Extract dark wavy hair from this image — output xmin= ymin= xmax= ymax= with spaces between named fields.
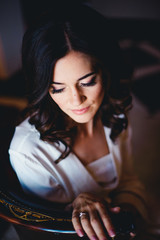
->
xmin=22 ymin=3 xmax=132 ymax=161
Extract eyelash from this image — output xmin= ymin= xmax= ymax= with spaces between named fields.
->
xmin=51 ymin=88 xmax=64 ymax=94
xmin=51 ymin=76 xmax=97 ymax=94
xmin=80 ymin=76 xmax=97 ymax=87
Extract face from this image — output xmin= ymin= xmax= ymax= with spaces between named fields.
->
xmin=49 ymin=51 xmax=104 ymax=124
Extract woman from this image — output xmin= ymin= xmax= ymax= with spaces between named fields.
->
xmin=9 ymin=3 xmax=149 ymax=239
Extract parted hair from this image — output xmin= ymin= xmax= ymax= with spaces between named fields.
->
xmin=22 ymin=2 xmax=132 ymax=160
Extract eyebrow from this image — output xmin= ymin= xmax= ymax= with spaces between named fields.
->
xmin=52 ymin=71 xmax=96 ymax=85
xmin=78 ymin=71 xmax=96 ymax=81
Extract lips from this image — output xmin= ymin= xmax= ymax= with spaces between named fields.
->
xmin=71 ymin=106 xmax=90 ymax=115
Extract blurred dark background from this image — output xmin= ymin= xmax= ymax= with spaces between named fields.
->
xmin=1 ymin=0 xmax=160 ymax=111
xmin=0 ymin=0 xmax=160 ymax=239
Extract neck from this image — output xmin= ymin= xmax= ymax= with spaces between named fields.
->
xmin=77 ymin=117 xmax=102 ymax=138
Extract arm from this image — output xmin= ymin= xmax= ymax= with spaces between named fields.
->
xmin=9 ymin=150 xmax=67 ymax=202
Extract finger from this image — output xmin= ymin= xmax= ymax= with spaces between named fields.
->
xmin=90 ymin=210 xmax=109 ymax=240
xmin=96 ymin=202 xmax=116 ymax=238
xmin=72 ymin=210 xmax=85 ymax=237
xmin=80 ymin=213 xmax=98 ymax=240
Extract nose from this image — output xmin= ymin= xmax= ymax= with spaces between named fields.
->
xmin=69 ymin=87 xmax=86 ymax=106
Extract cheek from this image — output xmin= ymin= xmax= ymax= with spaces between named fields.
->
xmin=50 ymin=95 xmax=65 ymax=109
xmin=93 ymin=85 xmax=104 ymax=101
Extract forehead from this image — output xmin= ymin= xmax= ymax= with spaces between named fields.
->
xmin=53 ymin=51 xmax=94 ymax=82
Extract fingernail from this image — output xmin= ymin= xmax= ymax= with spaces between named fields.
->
xmin=113 ymin=206 xmax=121 ymax=212
xmin=91 ymin=236 xmax=98 ymax=240
xmin=77 ymin=229 xmax=84 ymax=237
xmin=110 ymin=206 xmax=121 ymax=213
xmin=108 ymin=229 xmax=116 ymax=238
xmin=130 ymin=232 xmax=136 ymax=237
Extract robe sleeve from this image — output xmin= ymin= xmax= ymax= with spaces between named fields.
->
xmin=110 ymin=125 xmax=150 ymax=222
xmin=9 ymin=149 xmax=69 ymax=203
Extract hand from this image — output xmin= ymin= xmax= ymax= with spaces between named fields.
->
xmin=72 ymin=192 xmax=116 ymax=240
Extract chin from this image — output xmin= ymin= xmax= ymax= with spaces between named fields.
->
xmin=70 ymin=115 xmax=94 ymax=124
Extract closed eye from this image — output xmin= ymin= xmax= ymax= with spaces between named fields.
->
xmin=50 ymin=87 xmax=65 ymax=94
xmin=80 ymin=76 xmax=97 ymax=87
